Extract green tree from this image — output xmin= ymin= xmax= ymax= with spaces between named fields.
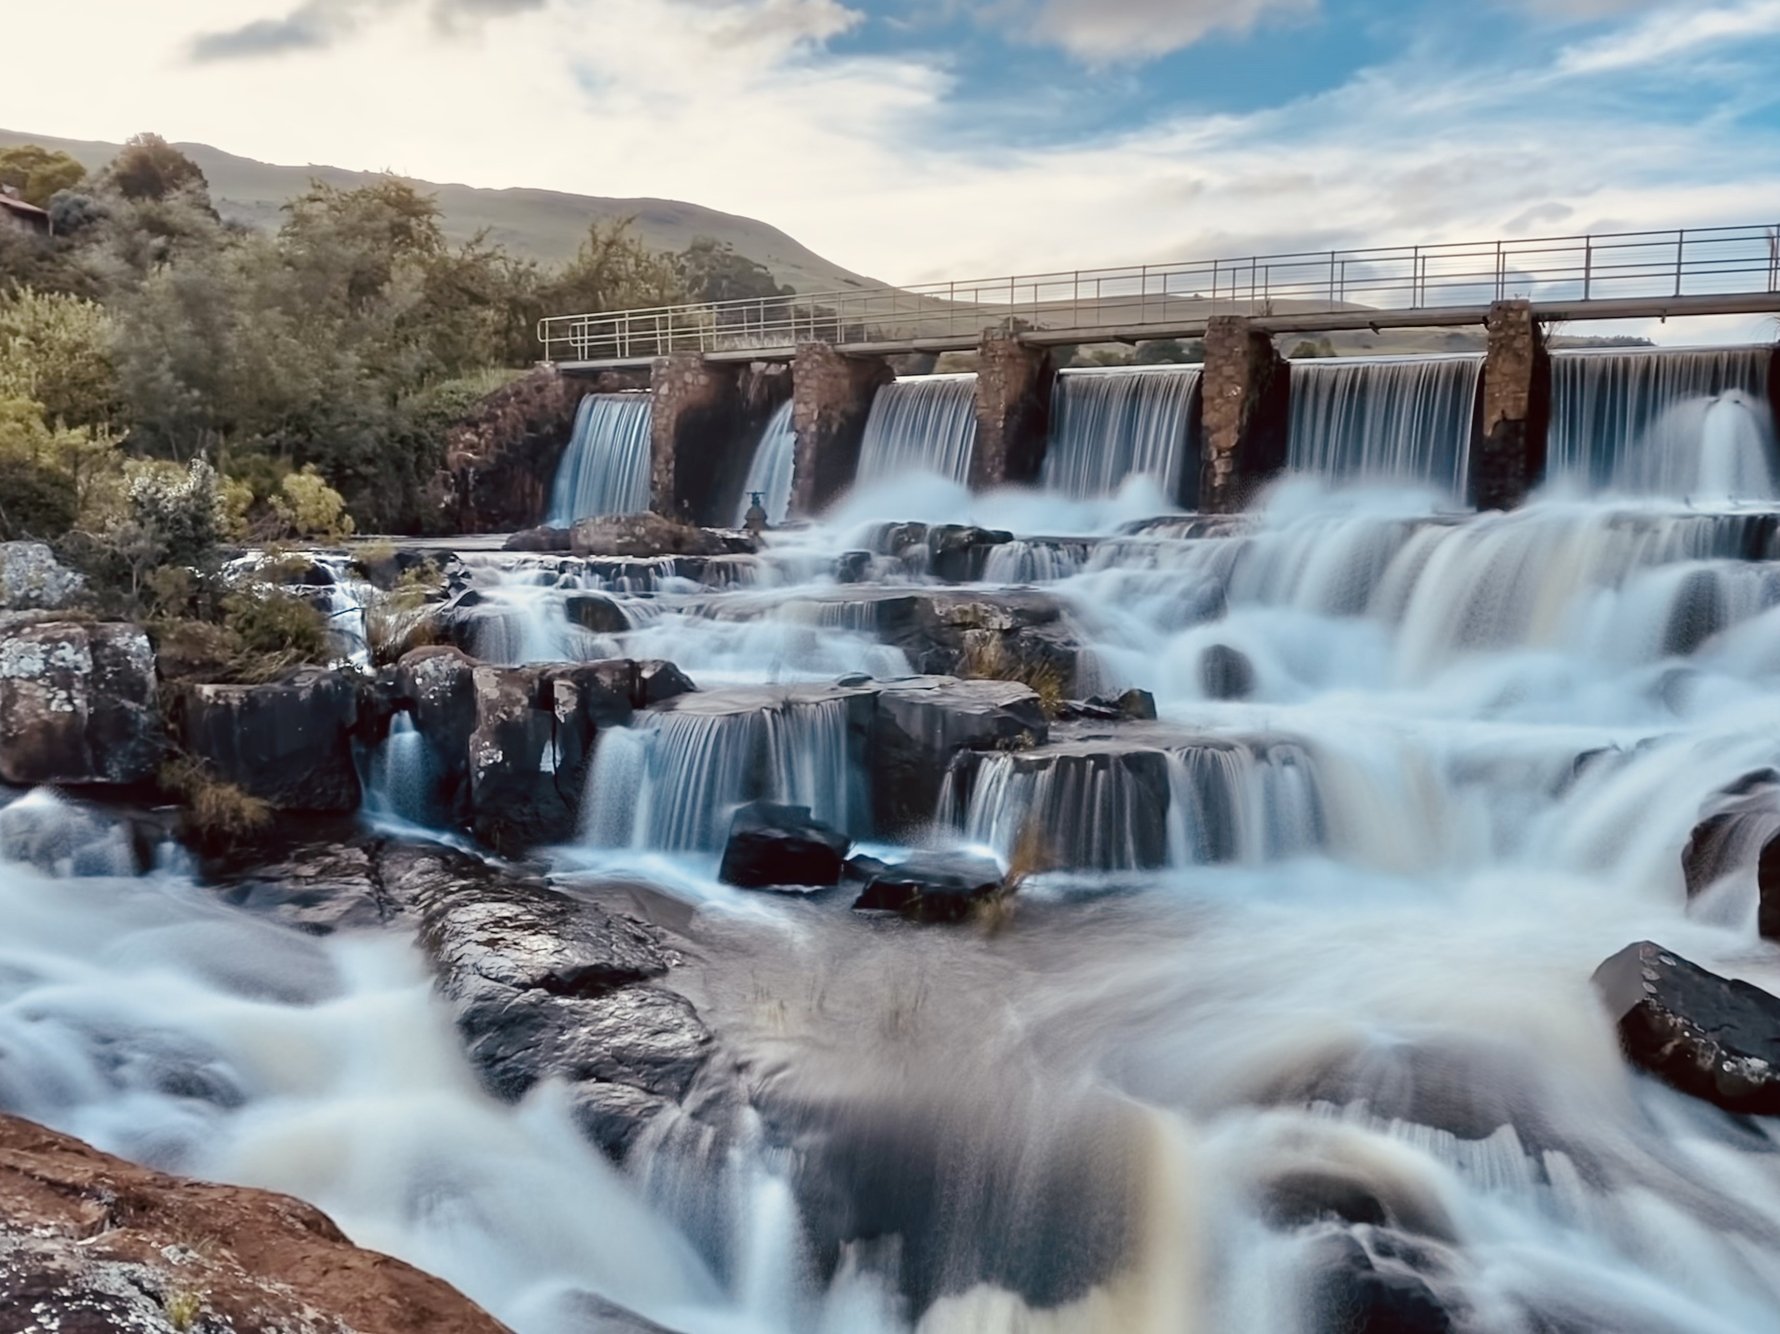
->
xmin=0 ymin=288 xmax=120 ymax=429
xmin=0 ymin=145 xmax=86 ymax=209
xmin=677 ymin=236 xmax=791 ymax=305
xmin=104 ymin=134 xmax=209 ymax=204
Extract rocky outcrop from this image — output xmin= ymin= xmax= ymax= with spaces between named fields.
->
xmin=871 ymin=676 xmax=1048 ymax=833
xmin=1200 ymin=643 xmax=1256 ymax=700
xmin=0 ymin=622 xmax=160 ymax=788
xmin=719 ymin=801 xmax=851 ymax=890
xmin=176 ymin=669 xmax=361 ymax=812
xmin=0 ymin=1113 xmax=506 ymax=1333
xmin=0 ymin=540 xmax=83 ymax=610
xmin=1680 ymin=772 xmax=1780 ymax=938
xmin=436 ymin=367 xmax=647 ymax=534
xmin=569 ymin=513 xmax=754 ymax=559
xmin=1594 ymin=941 xmax=1780 ymax=1114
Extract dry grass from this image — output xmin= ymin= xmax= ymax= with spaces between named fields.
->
xmin=164 ymin=1288 xmax=205 ymax=1331
xmin=976 ymin=821 xmax=1054 ymax=935
xmin=160 ymin=756 xmax=272 ymax=853
xmin=960 ymin=636 xmax=1068 ymax=719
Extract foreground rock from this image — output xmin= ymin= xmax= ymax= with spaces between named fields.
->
xmin=854 ymin=851 xmax=1005 ymax=924
xmin=719 ymin=801 xmax=851 ymax=889
xmin=0 ymin=1113 xmax=506 ymax=1333
xmin=175 ymin=667 xmax=362 ymax=812
xmin=0 ymin=621 xmax=161 ymax=787
xmin=212 ymin=839 xmax=728 ymax=1159
xmin=1594 ymin=941 xmax=1780 ymax=1114
xmin=1681 ymin=771 xmax=1780 ymax=938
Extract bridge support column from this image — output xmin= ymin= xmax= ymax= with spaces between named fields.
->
xmin=1768 ymin=344 xmax=1780 ymax=443
xmin=1473 ymin=300 xmax=1550 ymax=511
xmin=651 ymin=354 xmax=746 ymax=524
xmin=971 ymin=334 xmax=1054 ymax=490
xmin=1199 ymin=316 xmax=1290 ymax=513
xmin=791 ymin=344 xmax=893 ymax=516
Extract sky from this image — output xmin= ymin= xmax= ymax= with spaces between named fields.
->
xmin=2 ymin=0 xmax=1778 ymax=309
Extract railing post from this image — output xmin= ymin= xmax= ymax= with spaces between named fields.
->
xmin=1495 ymin=241 xmax=1505 ymax=301
xmin=1675 ymin=228 xmax=1686 ymax=298
xmin=1412 ymin=244 xmax=1420 ymax=307
xmin=1210 ymin=259 xmax=1219 ymax=316
xmin=1328 ymin=251 xmax=1336 ymax=309
xmin=1583 ymin=237 xmax=1592 ymax=301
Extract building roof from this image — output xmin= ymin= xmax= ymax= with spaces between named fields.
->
xmin=0 ymin=191 xmax=50 ymax=229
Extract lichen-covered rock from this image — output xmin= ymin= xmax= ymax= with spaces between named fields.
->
xmin=1594 ymin=940 xmax=1780 ymax=1114
xmin=0 ymin=1113 xmax=508 ymax=1334
xmin=0 ymin=622 xmax=160 ymax=787
xmin=569 ymin=512 xmax=753 ymax=559
xmin=177 ymin=669 xmax=360 ymax=812
xmin=0 ymin=540 xmax=83 ymax=610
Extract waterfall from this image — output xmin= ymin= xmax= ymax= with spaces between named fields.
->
xmin=855 ymin=375 xmax=979 ymax=485
xmin=954 ymin=747 xmax=1171 ymax=871
xmin=734 ymin=400 xmax=797 ymax=526
xmin=547 ymin=393 xmax=654 ymax=525
xmin=1548 ymin=346 xmax=1776 ymax=499
xmin=583 ymin=691 xmax=862 ymax=852
xmin=1043 ymin=366 xmax=1200 ymax=501
xmin=1287 ymin=354 xmax=1483 ymax=495
xmin=365 ymin=713 xmax=437 ymax=827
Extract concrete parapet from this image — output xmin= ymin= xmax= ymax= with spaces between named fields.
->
xmin=1198 ymin=317 xmax=1290 ymax=513
xmin=971 ymin=334 xmax=1054 ymax=489
xmin=1473 ymin=300 xmax=1550 ymax=511
xmin=791 ymin=344 xmax=894 ymax=516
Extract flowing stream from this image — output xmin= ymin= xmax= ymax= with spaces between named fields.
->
xmin=7 ymin=345 xmax=1780 ymax=1332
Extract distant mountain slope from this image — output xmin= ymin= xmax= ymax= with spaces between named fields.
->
xmin=0 ymin=128 xmax=882 ymax=294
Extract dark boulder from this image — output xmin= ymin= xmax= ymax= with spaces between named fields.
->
xmin=565 ymin=591 xmax=631 ymax=635
xmin=504 ymin=525 xmax=573 ymax=552
xmin=177 ymin=669 xmax=360 ymax=812
xmin=1679 ymin=772 xmax=1780 ymax=938
xmin=1200 ymin=643 xmax=1256 ymax=700
xmin=854 ymin=850 xmax=1004 ymax=924
xmin=1594 ymin=941 xmax=1780 ymax=1114
xmin=719 ymin=801 xmax=851 ymax=890
xmin=0 ymin=622 xmax=161 ymax=788
xmin=395 ymin=644 xmax=480 ymax=817
xmin=1311 ymin=1231 xmax=1455 ymax=1334
xmin=928 ymin=524 xmax=1014 ymax=583
xmin=834 ymin=550 xmax=873 ymax=583
xmin=869 ymin=676 xmax=1048 ymax=834
xmin=638 ymin=659 xmax=698 ymax=707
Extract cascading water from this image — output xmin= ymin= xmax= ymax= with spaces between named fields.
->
xmin=547 ymin=393 xmax=655 ymax=525
xmin=1042 ymin=365 xmax=1200 ymax=502
xmin=734 ymin=399 xmax=796 ymax=526
xmin=1547 ymin=345 xmax=1777 ymax=499
xmin=1287 ymin=354 xmax=1483 ymax=497
xmin=365 ymin=711 xmax=437 ymax=827
xmin=855 ymin=374 xmax=979 ymax=485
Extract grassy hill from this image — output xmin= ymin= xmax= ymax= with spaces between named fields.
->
xmin=0 ymin=128 xmax=882 ymax=295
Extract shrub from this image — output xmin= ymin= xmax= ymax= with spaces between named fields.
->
xmin=960 ymin=636 xmax=1067 ymax=719
xmin=160 ymin=756 xmax=270 ymax=854
xmin=223 ymin=587 xmax=330 ymax=665
xmin=270 ymin=466 xmax=355 ymax=542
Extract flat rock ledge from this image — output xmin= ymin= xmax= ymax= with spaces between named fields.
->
xmin=0 ymin=1113 xmax=507 ymax=1334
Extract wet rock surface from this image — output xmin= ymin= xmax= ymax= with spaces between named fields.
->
xmin=719 ymin=801 xmax=851 ymax=889
xmin=870 ymin=676 xmax=1048 ymax=833
xmin=853 ymin=850 xmax=1005 ymax=923
xmin=176 ymin=668 xmax=362 ymax=812
xmin=570 ymin=513 xmax=754 ymax=560
xmin=1594 ymin=941 xmax=1780 ymax=1114
xmin=0 ymin=622 xmax=161 ymax=788
xmin=0 ymin=1113 xmax=507 ymax=1333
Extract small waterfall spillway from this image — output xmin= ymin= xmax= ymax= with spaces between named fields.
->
xmin=1043 ymin=365 xmax=1201 ymax=500
xmin=734 ymin=399 xmax=796 ymax=525
xmin=1548 ymin=345 xmax=1777 ymax=500
xmin=1287 ymin=354 xmax=1483 ymax=496
xmin=13 ymin=342 xmax=1780 ymax=1333
xmin=548 ymin=392 xmax=655 ymax=525
xmin=855 ymin=373 xmax=979 ymax=484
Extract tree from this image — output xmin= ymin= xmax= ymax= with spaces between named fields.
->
xmin=0 ymin=288 xmax=120 ymax=430
xmin=104 ymin=134 xmax=209 ymax=204
xmin=1134 ymin=338 xmax=1203 ymax=365
xmin=540 ymin=219 xmax=687 ymax=321
xmin=677 ymin=236 xmax=790 ymax=306
xmin=281 ymin=176 xmax=445 ymax=311
xmin=1288 ymin=337 xmax=1336 ymax=359
xmin=0 ymin=145 xmax=85 ymax=208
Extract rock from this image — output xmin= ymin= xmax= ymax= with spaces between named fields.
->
xmin=928 ymin=524 xmax=1014 ymax=582
xmin=835 ymin=550 xmax=872 ymax=583
xmin=0 ymin=791 xmax=163 ymax=878
xmin=0 ymin=540 xmax=83 ymax=610
xmin=1594 ymin=941 xmax=1780 ymax=1114
xmin=565 ymin=591 xmax=632 ymax=635
xmin=211 ymin=837 xmax=401 ymax=935
xmin=1679 ymin=773 xmax=1780 ymax=937
xmin=177 ymin=669 xmax=360 ymax=812
xmin=0 ymin=1113 xmax=506 ymax=1334
xmin=1310 ymin=1231 xmax=1455 ymax=1334
xmin=719 ymin=801 xmax=851 ymax=889
xmin=870 ymin=677 xmax=1048 ymax=834
xmin=504 ymin=525 xmax=572 ymax=552
xmin=0 ymin=621 xmax=161 ymax=787
xmin=396 ymin=645 xmax=480 ymax=818
xmin=854 ymin=850 xmax=1004 ymax=924
xmin=1116 ymin=687 xmax=1158 ymax=721
xmin=570 ymin=512 xmax=749 ymax=559
xmin=436 ymin=366 xmax=646 ymax=534
xmin=1200 ymin=643 xmax=1256 ymax=700
xmin=637 ymin=659 xmax=697 ymax=707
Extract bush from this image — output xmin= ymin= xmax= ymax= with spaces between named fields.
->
xmin=223 ymin=587 xmax=330 ymax=663
xmin=269 ymin=466 xmax=355 ymax=542
xmin=159 ymin=755 xmax=271 ymax=854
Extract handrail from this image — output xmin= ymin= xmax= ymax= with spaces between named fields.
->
xmin=537 ymin=223 xmax=1780 ymax=365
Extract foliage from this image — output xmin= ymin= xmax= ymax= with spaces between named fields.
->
xmin=1288 ymin=337 xmax=1337 ymax=359
xmin=1134 ymin=337 xmax=1205 ymax=365
xmin=540 ymin=218 xmax=687 ymax=326
xmin=0 ymin=396 xmax=117 ymax=540
xmin=104 ymin=134 xmax=209 ymax=204
xmin=222 ymin=586 xmax=330 ymax=666
xmin=0 ymin=288 xmax=120 ymax=428
xmin=270 ymin=466 xmax=355 ymax=542
xmin=0 ymin=144 xmax=85 ymax=209
xmin=160 ymin=755 xmax=271 ymax=853
xmin=959 ymin=636 xmax=1067 ymax=719
xmin=678 ymin=235 xmax=792 ymax=306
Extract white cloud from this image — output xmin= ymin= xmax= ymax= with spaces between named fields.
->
xmin=1557 ymin=0 xmax=1780 ymax=73
xmin=1016 ymin=0 xmax=1318 ymax=62
xmin=0 ymin=0 xmax=1772 ymax=308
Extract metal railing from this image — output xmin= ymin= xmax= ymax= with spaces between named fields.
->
xmin=537 ymin=223 xmax=1780 ymax=364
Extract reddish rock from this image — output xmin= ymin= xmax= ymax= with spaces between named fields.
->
xmin=0 ymin=1113 xmax=508 ymax=1334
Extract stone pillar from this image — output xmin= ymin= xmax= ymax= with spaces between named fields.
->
xmin=1768 ymin=344 xmax=1780 ymax=444
xmin=650 ymin=354 xmax=743 ymax=524
xmin=971 ymin=334 xmax=1054 ymax=490
xmin=1198 ymin=316 xmax=1290 ymax=513
xmin=790 ymin=344 xmax=893 ymax=516
xmin=1473 ymin=300 xmax=1550 ymax=511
